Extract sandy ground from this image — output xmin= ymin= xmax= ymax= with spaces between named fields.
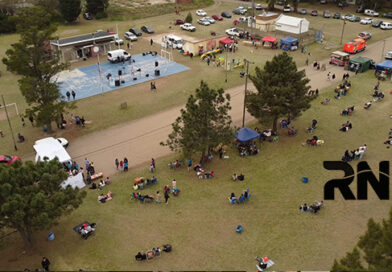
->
xmin=59 ymin=36 xmax=392 ymax=178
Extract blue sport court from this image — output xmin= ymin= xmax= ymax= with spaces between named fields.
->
xmin=56 ymin=53 xmax=189 ymax=101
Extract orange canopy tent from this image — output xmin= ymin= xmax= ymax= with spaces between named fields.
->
xmin=220 ymin=37 xmax=234 ymax=45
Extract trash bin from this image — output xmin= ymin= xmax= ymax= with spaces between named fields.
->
xmin=48 ymin=232 xmax=55 ymax=241
xmin=302 ymin=177 xmax=309 ymax=183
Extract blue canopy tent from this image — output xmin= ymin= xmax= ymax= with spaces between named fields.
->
xmin=236 ymin=127 xmax=260 ymax=143
xmin=376 ymin=60 xmax=392 ymax=72
xmin=280 ymin=36 xmax=299 ymax=51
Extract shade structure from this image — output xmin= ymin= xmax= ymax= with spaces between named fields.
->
xmin=236 ymin=127 xmax=260 ymax=143
xmin=220 ymin=37 xmax=234 ymax=45
xmin=280 ymin=36 xmax=299 ymax=51
xmin=349 ymin=56 xmax=372 ymax=73
xmin=262 ymin=36 xmax=278 ymax=43
xmin=376 ymin=60 xmax=392 ymax=71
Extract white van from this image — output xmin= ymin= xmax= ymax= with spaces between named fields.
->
xmin=380 ymin=22 xmax=392 ymax=30
xmin=385 ymin=51 xmax=392 ymax=59
xmin=34 ymin=137 xmax=71 ymax=163
xmin=166 ymin=34 xmax=183 ymax=49
xmin=107 ymin=49 xmax=131 ymax=63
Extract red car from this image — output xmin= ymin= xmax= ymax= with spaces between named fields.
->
xmin=212 ymin=14 xmax=223 ymax=21
xmin=233 ymin=19 xmax=240 ymax=25
xmin=0 ymin=155 xmax=21 ymax=165
xmin=174 ymin=19 xmax=185 ymax=25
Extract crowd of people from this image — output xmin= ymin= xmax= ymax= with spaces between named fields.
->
xmin=341 ymin=144 xmax=367 ymax=162
xmin=228 ymin=188 xmax=250 ymax=204
xmin=341 ymin=106 xmax=355 ymax=116
xmin=135 ymin=244 xmax=172 ymax=261
xmin=299 ymin=201 xmax=324 ymax=214
xmin=384 ymin=129 xmax=392 ymax=146
xmin=339 ymin=121 xmax=353 ymax=132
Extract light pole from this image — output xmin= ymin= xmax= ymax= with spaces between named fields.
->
xmin=1 ymin=95 xmax=17 ymax=151
xmin=225 ymin=47 xmax=228 ymax=82
xmin=340 ymin=20 xmax=346 ymax=45
xmin=242 ymin=59 xmax=254 ymax=127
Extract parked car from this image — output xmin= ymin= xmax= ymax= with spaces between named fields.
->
xmin=300 ymin=8 xmax=307 ymax=15
xmin=196 ymin=9 xmax=207 ymax=16
xmin=344 ymin=39 xmax=366 ymax=53
xmin=337 ymin=1 xmax=347 ymax=7
xmin=226 ymin=27 xmax=243 ymax=37
xmin=212 ymin=14 xmax=223 ymax=20
xmin=356 ymin=6 xmax=365 ymax=13
xmin=372 ymin=20 xmax=383 ymax=27
xmin=380 ymin=21 xmax=392 ymax=29
xmin=239 ymin=16 xmax=247 ymax=22
xmin=348 ymin=15 xmax=361 ymax=22
xmin=129 ymin=28 xmax=142 ymax=36
xmin=141 ymin=25 xmax=154 ymax=34
xmin=203 ymin=16 xmax=215 ymax=24
xmin=277 ymin=0 xmax=285 ymax=5
xmin=320 ymin=0 xmax=326 ymax=4
xmin=360 ymin=17 xmax=372 ymax=24
xmin=311 ymin=10 xmax=318 ymax=16
xmin=180 ymin=23 xmax=196 ymax=31
xmin=0 ymin=155 xmax=21 ymax=165
xmin=323 ymin=10 xmax=331 ymax=18
xmin=383 ymin=12 xmax=392 ymax=18
xmin=197 ymin=18 xmax=210 ymax=26
xmin=358 ymin=31 xmax=371 ymax=40
xmin=333 ymin=12 xmax=341 ymax=19
xmin=174 ymin=19 xmax=185 ymax=25
xmin=221 ymin=11 xmax=232 ymax=18
xmin=385 ymin=51 xmax=392 ymax=59
xmin=255 ymin=4 xmax=263 ymax=10
xmin=233 ymin=8 xmax=247 ymax=15
xmin=283 ymin=5 xmax=291 ymax=12
xmin=248 ymin=4 xmax=254 ymax=9
xmin=364 ymin=9 xmax=379 ymax=17
xmin=57 ymin=138 xmax=69 ymax=148
xmin=124 ymin=32 xmax=138 ymax=41
xmin=238 ymin=4 xmax=245 ymax=9
xmin=114 ymin=37 xmax=124 ymax=46
xmin=83 ymin=12 xmax=93 ymax=20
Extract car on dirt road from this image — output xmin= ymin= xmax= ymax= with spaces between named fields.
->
xmin=174 ymin=19 xmax=185 ymax=25
xmin=323 ymin=10 xmax=331 ymax=18
xmin=364 ymin=9 xmax=379 ymax=17
xmin=196 ymin=9 xmax=207 ymax=16
xmin=124 ymin=32 xmax=138 ymax=41
xmin=348 ymin=15 xmax=361 ymax=22
xmin=0 ymin=155 xmax=21 ymax=165
xmin=311 ymin=10 xmax=318 ymax=16
xmin=360 ymin=17 xmax=372 ymax=24
xmin=225 ymin=27 xmax=243 ymax=37
xmin=129 ymin=28 xmax=142 ymax=36
xmin=256 ymin=4 xmax=263 ymax=10
xmin=203 ymin=16 xmax=216 ymax=24
xmin=197 ymin=18 xmax=210 ymax=26
xmin=212 ymin=14 xmax=223 ymax=21
xmin=372 ymin=20 xmax=383 ymax=27
xmin=333 ymin=12 xmax=341 ymax=19
xmin=380 ymin=21 xmax=392 ymax=29
xmin=283 ymin=5 xmax=291 ymax=12
xmin=357 ymin=31 xmax=371 ymax=40
xmin=233 ymin=8 xmax=247 ymax=15
xmin=221 ymin=11 xmax=232 ymax=18
xmin=299 ymin=8 xmax=307 ymax=15
xmin=383 ymin=12 xmax=392 ymax=18
xmin=180 ymin=23 xmax=196 ymax=32
xmin=114 ymin=37 xmax=124 ymax=46
xmin=141 ymin=25 xmax=154 ymax=34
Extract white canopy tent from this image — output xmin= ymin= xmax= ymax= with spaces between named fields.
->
xmin=275 ymin=15 xmax=309 ymax=34
xmin=33 ymin=137 xmax=71 ymax=163
xmin=61 ymin=172 xmax=86 ymax=189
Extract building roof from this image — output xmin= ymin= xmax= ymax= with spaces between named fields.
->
xmin=51 ymin=31 xmax=117 ymax=47
xmin=276 ymin=14 xmax=309 ymax=27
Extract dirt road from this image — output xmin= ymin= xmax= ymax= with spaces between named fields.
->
xmin=66 ymin=36 xmax=392 ymax=177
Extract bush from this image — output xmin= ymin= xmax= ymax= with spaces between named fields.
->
xmin=95 ymin=11 xmax=108 ymax=19
xmin=185 ymin=12 xmax=192 ymax=23
xmin=0 ymin=14 xmax=16 ymax=34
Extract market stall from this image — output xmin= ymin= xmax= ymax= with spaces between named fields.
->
xmin=280 ymin=36 xmax=299 ymax=51
xmin=262 ymin=36 xmax=278 ymax=49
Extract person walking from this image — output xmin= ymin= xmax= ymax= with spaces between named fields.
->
xmin=84 ymin=158 xmax=89 ymax=170
xmin=332 ymin=73 xmax=336 ymax=80
xmin=187 ymin=159 xmax=192 ymax=172
xmin=164 ymin=190 xmax=170 ymax=204
xmin=28 ymin=115 xmax=34 ymax=126
xmin=41 ymin=257 xmax=50 ymax=271
xmin=115 ymin=158 xmax=119 ymax=170
xmin=124 ymin=158 xmax=129 ymax=171
xmin=119 ymin=160 xmax=124 ymax=172
xmin=127 ymin=42 xmax=130 ymax=49
xmin=150 ymin=39 xmax=153 ymax=46
xmin=172 ymin=179 xmax=176 ymax=189
xmin=207 ymin=57 xmax=210 ymax=66
xmin=72 ymin=90 xmax=76 ymax=100
xmin=21 ymin=117 xmax=25 ymax=127
xmin=150 ymin=163 xmax=154 ymax=173
xmin=327 ymin=72 xmax=331 ymax=80
xmin=151 ymin=158 xmax=155 ymax=169
xmin=66 ymin=91 xmax=71 ymax=101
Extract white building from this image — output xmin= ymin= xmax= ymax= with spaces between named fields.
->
xmin=275 ymin=15 xmax=309 ymax=34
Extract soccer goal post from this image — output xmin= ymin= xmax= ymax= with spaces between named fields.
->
xmin=0 ymin=103 xmax=19 ymax=116
xmin=160 ymin=49 xmax=173 ymax=62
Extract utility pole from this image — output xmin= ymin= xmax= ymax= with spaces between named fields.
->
xmin=340 ymin=20 xmax=346 ymax=45
xmin=225 ymin=47 xmax=228 ymax=82
xmin=380 ymin=39 xmax=386 ymax=62
xmin=1 ymin=95 xmax=17 ymax=151
xmin=242 ymin=59 xmax=254 ymax=127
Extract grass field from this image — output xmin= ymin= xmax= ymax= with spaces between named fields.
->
xmin=0 ymin=71 xmax=391 ymax=270
xmin=0 ymin=0 xmax=391 ymax=158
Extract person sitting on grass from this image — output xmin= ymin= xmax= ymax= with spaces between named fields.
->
xmin=98 ymin=193 xmax=107 ymax=203
xmin=151 ymin=176 xmax=157 ymax=183
xmin=232 ymin=173 xmax=238 ymax=181
xmin=244 ymin=190 xmax=248 ymax=199
xmin=17 ymin=133 xmax=25 ymax=143
xmin=89 ymin=182 xmax=97 ymax=190
xmin=309 ymin=200 xmax=324 ymax=213
xmin=384 ymin=136 xmax=392 ymax=145
xmin=364 ymin=101 xmax=372 ymax=109
xmin=237 ymin=174 xmax=245 ymax=181
xmin=105 ymin=191 xmax=112 ymax=201
xmin=98 ymin=180 xmax=106 ymax=190
xmin=229 ymin=192 xmax=236 ymax=200
xmin=135 ymin=252 xmax=146 ymax=261
xmin=299 ymin=203 xmax=308 ymax=212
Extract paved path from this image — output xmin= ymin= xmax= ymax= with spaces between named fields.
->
xmin=65 ymin=36 xmax=392 ymax=177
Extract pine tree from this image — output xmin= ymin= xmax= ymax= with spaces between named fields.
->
xmin=246 ymin=52 xmax=311 ymax=132
xmin=2 ymin=7 xmax=73 ymax=132
xmin=86 ymin=0 xmax=109 ymax=15
xmin=185 ymin=12 xmax=192 ymax=23
xmin=59 ymin=0 xmax=82 ymax=23
xmin=0 ymin=159 xmax=86 ymax=248
xmin=161 ymin=81 xmax=233 ymax=164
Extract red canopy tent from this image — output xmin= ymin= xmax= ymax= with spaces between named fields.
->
xmin=219 ymin=37 xmax=234 ymax=45
xmin=262 ymin=36 xmax=278 ymax=43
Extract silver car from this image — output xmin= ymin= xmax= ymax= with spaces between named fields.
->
xmin=197 ymin=18 xmax=211 ymax=26
xmin=203 ymin=16 xmax=216 ymax=24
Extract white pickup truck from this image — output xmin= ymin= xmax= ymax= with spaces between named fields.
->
xmin=181 ymin=23 xmax=196 ymax=32
xmin=225 ymin=28 xmax=242 ymax=37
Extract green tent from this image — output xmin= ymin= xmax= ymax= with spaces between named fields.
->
xmin=349 ymin=56 xmax=372 ymax=73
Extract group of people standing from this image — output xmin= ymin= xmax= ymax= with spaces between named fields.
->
xmin=115 ymin=157 xmax=129 ymax=172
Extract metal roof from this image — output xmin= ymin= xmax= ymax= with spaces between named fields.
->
xmin=51 ymin=31 xmax=117 ymax=47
